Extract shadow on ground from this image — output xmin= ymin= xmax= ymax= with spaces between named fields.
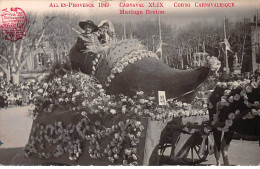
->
xmin=0 ymin=147 xmax=24 ymax=165
xmin=0 ymin=147 xmax=67 ymax=166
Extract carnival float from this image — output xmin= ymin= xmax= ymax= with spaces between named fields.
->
xmin=19 ymin=32 xmax=259 ymax=165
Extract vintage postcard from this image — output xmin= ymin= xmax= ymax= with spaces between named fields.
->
xmin=0 ymin=0 xmax=260 ymax=166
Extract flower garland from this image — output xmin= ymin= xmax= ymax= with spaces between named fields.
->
xmin=105 ymin=50 xmax=158 ymax=87
xmin=206 ymin=56 xmax=221 ymax=72
xmin=25 ymin=71 xmax=208 ymax=165
xmin=91 ymin=39 xmax=159 ymax=88
xmin=209 ymin=75 xmax=260 ymax=132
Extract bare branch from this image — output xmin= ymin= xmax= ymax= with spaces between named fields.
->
xmin=43 ymin=16 xmax=56 ymax=28
xmin=0 ymin=65 xmax=7 ymax=74
xmin=26 ymin=14 xmax=36 ymax=33
xmin=35 ymin=28 xmax=45 ymax=48
xmin=17 ymin=40 xmax=24 ymax=64
xmin=0 ymin=54 xmax=8 ymax=62
xmin=12 ymin=42 xmax=17 ymax=57
xmin=19 ymin=54 xmax=32 ymax=71
xmin=12 ymin=42 xmax=19 ymax=67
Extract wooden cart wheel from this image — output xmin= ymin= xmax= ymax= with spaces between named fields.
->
xmin=158 ymin=131 xmax=209 ymax=166
xmin=180 ymin=132 xmax=209 ymax=165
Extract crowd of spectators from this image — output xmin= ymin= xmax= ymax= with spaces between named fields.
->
xmin=0 ymin=79 xmax=37 ymax=109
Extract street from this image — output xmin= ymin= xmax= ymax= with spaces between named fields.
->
xmin=0 ymin=106 xmax=33 ymax=149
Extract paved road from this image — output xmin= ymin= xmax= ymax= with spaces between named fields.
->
xmin=0 ymin=106 xmax=33 ymax=149
xmin=162 ymin=138 xmax=260 ymax=166
xmin=202 ymin=140 xmax=260 ymax=166
xmin=0 ymin=106 xmax=259 ymax=166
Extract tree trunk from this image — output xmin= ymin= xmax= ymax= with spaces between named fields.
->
xmin=12 ymin=72 xmax=20 ymax=85
xmin=0 ymin=64 xmax=11 ymax=82
xmin=6 ymin=65 xmax=11 ymax=82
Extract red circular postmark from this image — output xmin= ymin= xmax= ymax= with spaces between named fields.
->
xmin=0 ymin=7 xmax=27 ymax=41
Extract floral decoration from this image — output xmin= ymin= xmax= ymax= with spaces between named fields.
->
xmin=209 ymin=75 xmax=260 ymax=132
xmin=104 ymin=50 xmax=158 ymax=87
xmin=25 ymin=71 xmax=208 ymax=165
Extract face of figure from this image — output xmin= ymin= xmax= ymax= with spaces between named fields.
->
xmin=84 ymin=25 xmax=93 ymax=34
xmin=100 ymin=23 xmax=109 ymax=33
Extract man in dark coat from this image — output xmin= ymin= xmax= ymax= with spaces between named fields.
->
xmin=69 ymin=20 xmax=99 ymax=74
xmin=0 ymin=95 xmax=5 ymax=108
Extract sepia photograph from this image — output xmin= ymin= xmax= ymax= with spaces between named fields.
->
xmin=0 ymin=0 xmax=259 ymax=166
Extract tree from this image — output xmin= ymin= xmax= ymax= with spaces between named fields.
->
xmin=44 ymin=14 xmax=79 ymax=64
xmin=0 ymin=14 xmax=55 ymax=84
xmin=0 ymin=36 xmax=12 ymax=82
